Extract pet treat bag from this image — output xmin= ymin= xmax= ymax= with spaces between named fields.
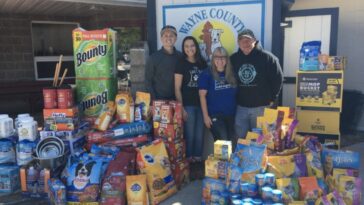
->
xmin=115 ymin=92 xmax=134 ymax=123
xmin=136 ymin=139 xmax=177 ymax=205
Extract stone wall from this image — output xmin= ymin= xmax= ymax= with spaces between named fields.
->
xmin=130 ymin=42 xmax=148 ymax=96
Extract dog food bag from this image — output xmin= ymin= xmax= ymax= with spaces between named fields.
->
xmin=136 ymin=92 xmax=151 ymax=120
xmin=126 ymin=175 xmax=148 ymax=205
xmin=66 ymin=159 xmax=104 ymax=203
xmin=94 ymin=101 xmax=116 ymax=131
xmin=321 ymin=148 xmax=360 ymax=176
xmin=298 ymin=176 xmax=322 ymax=203
xmin=112 ymin=121 xmax=151 ymax=139
xmin=338 ymin=175 xmax=361 ymax=205
xmin=299 ymin=41 xmax=321 ymax=71
xmin=202 ymin=177 xmax=227 ymax=205
xmin=136 ymin=139 xmax=177 ymax=205
xmin=115 ymin=92 xmax=134 ymax=123
xmin=276 ymin=178 xmax=299 ymax=203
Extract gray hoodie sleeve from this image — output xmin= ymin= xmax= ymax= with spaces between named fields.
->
xmin=145 ymin=55 xmax=156 ymax=100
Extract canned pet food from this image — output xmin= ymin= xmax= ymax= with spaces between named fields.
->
xmin=247 ymin=183 xmax=258 ymax=197
xmin=240 ymin=182 xmax=249 ymax=197
xmin=271 ymin=189 xmax=283 ymax=203
xmin=43 ymin=87 xmax=57 ymax=109
xmin=264 ymin=173 xmax=276 ymax=187
xmin=261 ymin=186 xmax=272 ymax=201
xmin=57 ymin=85 xmax=74 ymax=108
xmin=255 ymin=174 xmax=265 ymax=187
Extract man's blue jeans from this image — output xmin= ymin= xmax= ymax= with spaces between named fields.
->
xmin=184 ymin=106 xmax=204 ymax=158
xmin=235 ymin=105 xmax=266 ymax=139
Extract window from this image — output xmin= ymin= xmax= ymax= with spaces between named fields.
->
xmin=31 ymin=21 xmax=79 ymax=80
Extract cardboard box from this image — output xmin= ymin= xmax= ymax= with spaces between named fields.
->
xmin=153 ymin=122 xmax=183 ymax=142
xmin=164 ymin=139 xmax=186 ymax=163
xmin=214 ymin=140 xmax=232 ymax=161
xmin=296 ymin=71 xmax=344 ymax=111
xmin=298 ymin=132 xmax=340 ymax=149
xmin=43 ymin=107 xmax=78 ymax=118
xmin=171 ymin=159 xmax=190 ymax=189
xmin=296 ymin=110 xmax=340 ymax=135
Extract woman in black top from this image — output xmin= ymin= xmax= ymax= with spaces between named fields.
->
xmin=175 ymin=36 xmax=207 ymax=161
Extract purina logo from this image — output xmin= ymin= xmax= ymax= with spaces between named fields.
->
xmin=131 ymin=183 xmax=141 ymax=192
xmin=178 ymin=8 xmax=246 ymax=61
xmin=311 ymin=118 xmax=325 ymax=131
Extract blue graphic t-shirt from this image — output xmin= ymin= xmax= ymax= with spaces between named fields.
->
xmin=198 ymin=69 xmax=237 ymax=116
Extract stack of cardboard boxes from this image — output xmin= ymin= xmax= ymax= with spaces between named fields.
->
xmin=152 ymin=100 xmax=189 ymax=189
xmin=296 ymin=63 xmax=345 ymax=148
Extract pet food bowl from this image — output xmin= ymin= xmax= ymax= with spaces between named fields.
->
xmin=34 ymin=154 xmax=66 ymax=170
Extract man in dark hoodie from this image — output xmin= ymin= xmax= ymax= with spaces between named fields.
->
xmin=145 ymin=25 xmax=182 ymax=100
xmin=230 ymin=29 xmax=283 ymax=139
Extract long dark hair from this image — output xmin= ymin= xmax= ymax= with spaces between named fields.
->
xmin=181 ymin=36 xmax=207 ymax=68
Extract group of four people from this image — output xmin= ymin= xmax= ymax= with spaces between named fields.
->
xmin=145 ymin=25 xmax=283 ymax=162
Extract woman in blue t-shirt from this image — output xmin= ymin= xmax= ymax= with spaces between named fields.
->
xmin=175 ymin=36 xmax=207 ymax=161
xmin=198 ymin=47 xmax=237 ymax=144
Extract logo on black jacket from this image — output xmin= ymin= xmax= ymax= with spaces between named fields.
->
xmin=238 ymin=64 xmax=256 ymax=85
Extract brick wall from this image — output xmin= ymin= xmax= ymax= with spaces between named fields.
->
xmin=0 ymin=14 xmax=88 ymax=82
xmin=0 ymin=11 xmax=146 ymax=82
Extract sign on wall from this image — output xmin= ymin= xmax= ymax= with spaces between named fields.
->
xmin=162 ymin=1 xmax=265 ymax=61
